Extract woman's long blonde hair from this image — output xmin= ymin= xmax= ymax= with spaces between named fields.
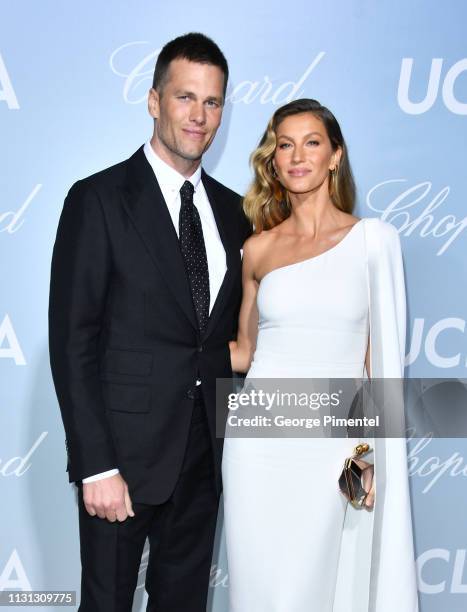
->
xmin=243 ymin=99 xmax=356 ymax=233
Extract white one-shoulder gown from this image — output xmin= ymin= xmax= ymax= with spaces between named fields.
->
xmin=222 ymin=219 xmax=419 ymax=612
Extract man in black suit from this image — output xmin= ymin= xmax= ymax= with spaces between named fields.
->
xmin=49 ymin=32 xmax=250 ymax=612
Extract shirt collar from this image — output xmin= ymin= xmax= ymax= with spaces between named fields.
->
xmin=143 ymin=140 xmax=202 ymax=192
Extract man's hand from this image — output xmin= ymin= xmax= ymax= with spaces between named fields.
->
xmin=83 ymin=473 xmax=135 ymax=522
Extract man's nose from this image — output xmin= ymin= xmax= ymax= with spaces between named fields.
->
xmin=189 ymin=102 xmax=206 ymax=125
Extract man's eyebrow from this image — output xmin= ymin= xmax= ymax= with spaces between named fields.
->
xmin=174 ymin=89 xmax=195 ymax=97
xmin=205 ymin=95 xmax=223 ymax=104
xmin=173 ymin=90 xmax=223 ymax=103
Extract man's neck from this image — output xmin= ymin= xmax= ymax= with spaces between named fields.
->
xmin=149 ymin=136 xmax=201 ymax=179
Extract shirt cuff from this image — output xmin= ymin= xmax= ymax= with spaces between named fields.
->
xmin=82 ymin=468 xmax=119 ymax=483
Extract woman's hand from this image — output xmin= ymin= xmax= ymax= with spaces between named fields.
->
xmin=364 ymin=474 xmax=375 ymax=510
xmin=229 ymin=340 xmax=253 ymax=374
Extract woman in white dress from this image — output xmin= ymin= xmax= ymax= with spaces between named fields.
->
xmin=222 ymin=99 xmax=418 ymax=611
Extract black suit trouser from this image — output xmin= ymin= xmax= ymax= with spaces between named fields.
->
xmin=77 ymin=389 xmax=219 ymax=612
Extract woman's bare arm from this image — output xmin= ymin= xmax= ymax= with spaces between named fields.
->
xmin=229 ymin=239 xmax=260 ymax=373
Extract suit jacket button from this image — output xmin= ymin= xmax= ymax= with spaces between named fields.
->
xmin=198 ymin=345 xmax=203 ymax=353
xmin=187 ymin=389 xmax=195 ymax=400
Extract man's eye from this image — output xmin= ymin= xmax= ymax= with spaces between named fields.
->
xmin=206 ymin=100 xmax=220 ymax=108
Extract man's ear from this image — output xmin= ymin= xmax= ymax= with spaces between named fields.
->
xmin=148 ymin=88 xmax=160 ymax=120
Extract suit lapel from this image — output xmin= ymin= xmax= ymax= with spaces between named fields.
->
xmin=120 ymin=147 xmax=198 ymax=330
xmin=201 ymin=170 xmax=239 ymax=341
xmin=120 ymin=147 xmax=240 ymax=338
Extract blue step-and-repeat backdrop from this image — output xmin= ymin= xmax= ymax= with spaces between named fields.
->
xmin=1 ymin=1 xmax=467 ymax=610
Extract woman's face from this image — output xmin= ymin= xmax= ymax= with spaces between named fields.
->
xmin=272 ymin=112 xmax=341 ymax=196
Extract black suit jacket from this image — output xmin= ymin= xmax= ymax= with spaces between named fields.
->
xmin=48 ymin=146 xmax=251 ymax=504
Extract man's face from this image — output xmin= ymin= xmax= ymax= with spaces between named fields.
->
xmin=148 ymin=58 xmax=225 ymax=172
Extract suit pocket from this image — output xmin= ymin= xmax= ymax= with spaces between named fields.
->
xmin=102 ymin=348 xmax=153 ymax=376
xmin=103 ymin=382 xmax=150 ymax=413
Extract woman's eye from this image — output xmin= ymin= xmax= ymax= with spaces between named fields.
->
xmin=278 ymin=143 xmax=291 ymax=149
xmin=307 ymin=140 xmax=319 ymax=146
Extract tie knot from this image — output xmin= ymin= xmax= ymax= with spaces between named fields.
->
xmin=180 ymin=180 xmax=194 ymax=204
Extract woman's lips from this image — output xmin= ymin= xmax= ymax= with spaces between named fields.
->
xmin=288 ymin=168 xmax=310 ymax=177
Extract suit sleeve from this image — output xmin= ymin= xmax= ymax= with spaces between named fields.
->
xmin=48 ymin=180 xmax=117 ymax=482
xmin=238 ymin=196 xmax=253 ymax=244
xmin=228 ymin=195 xmax=252 ymax=343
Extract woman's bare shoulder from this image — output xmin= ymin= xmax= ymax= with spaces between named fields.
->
xmin=243 ymin=229 xmax=279 ymax=258
xmin=242 ymin=230 xmax=282 ymax=281
xmin=338 ymin=212 xmax=361 ymax=228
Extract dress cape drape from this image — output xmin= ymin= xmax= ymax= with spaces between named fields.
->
xmin=333 ymin=218 xmax=419 ymax=612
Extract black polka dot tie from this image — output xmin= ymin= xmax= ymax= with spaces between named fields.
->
xmin=179 ymin=180 xmax=210 ymax=332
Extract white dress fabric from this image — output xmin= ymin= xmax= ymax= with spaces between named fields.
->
xmin=222 ymin=218 xmax=419 ymax=612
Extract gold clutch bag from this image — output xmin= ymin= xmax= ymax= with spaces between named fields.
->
xmin=338 ymin=443 xmax=374 ymax=508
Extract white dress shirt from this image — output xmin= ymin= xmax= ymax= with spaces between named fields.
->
xmin=82 ymin=142 xmax=227 ymax=484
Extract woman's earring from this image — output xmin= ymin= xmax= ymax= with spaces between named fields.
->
xmin=330 ymin=165 xmax=339 ymax=194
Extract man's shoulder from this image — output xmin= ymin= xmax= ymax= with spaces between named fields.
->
xmin=202 ymin=171 xmax=241 ymax=203
xmin=202 ymin=171 xmax=251 ymax=242
xmin=69 ymin=147 xmax=147 ymax=196
xmin=72 ymin=156 xmax=131 ymax=193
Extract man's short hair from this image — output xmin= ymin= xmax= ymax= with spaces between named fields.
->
xmin=152 ymin=32 xmax=229 ymax=98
